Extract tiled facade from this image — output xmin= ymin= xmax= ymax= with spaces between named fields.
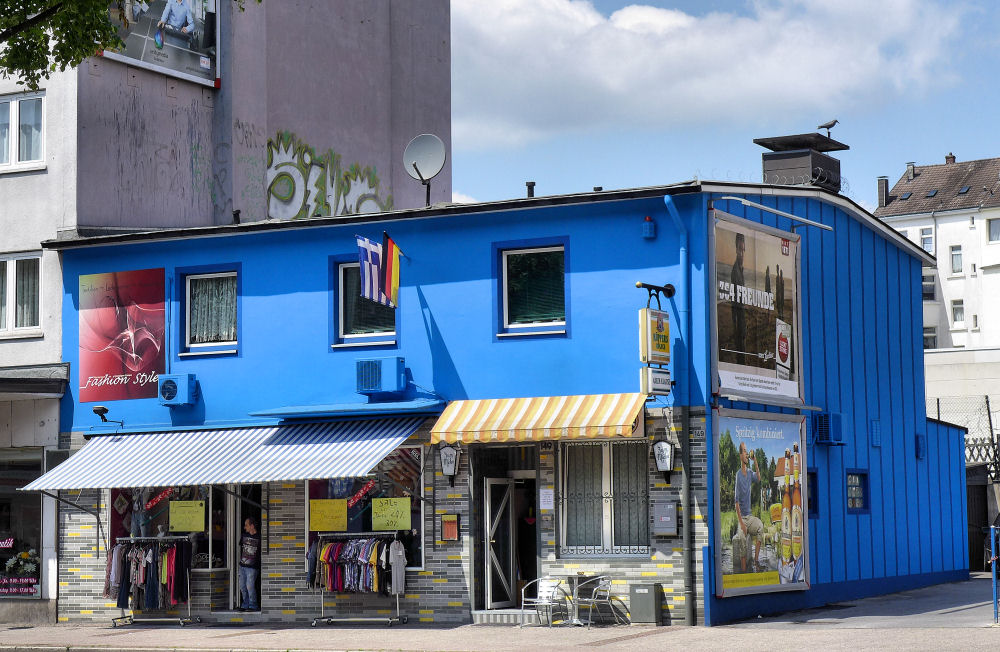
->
xmin=54 ymin=413 xmax=708 ymax=625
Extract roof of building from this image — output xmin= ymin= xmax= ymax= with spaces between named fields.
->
xmin=875 ymin=155 xmax=1000 ymax=218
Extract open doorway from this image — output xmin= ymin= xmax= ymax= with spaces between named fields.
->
xmin=230 ymin=484 xmax=262 ymax=611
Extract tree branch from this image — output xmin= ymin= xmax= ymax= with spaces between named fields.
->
xmin=0 ymin=2 xmax=65 ymax=45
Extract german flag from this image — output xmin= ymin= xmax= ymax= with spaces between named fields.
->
xmin=379 ymin=231 xmax=402 ymax=307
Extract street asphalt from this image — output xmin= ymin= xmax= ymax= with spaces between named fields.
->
xmin=3 ymin=573 xmax=1000 ymax=651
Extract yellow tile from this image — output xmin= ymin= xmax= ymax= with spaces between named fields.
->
xmin=281 ymin=557 xmax=296 ymax=563
xmin=282 ymin=535 xmax=296 ymax=540
xmin=419 ymin=617 xmax=434 ymax=622
xmin=80 ymin=575 xmax=93 ymax=579
xmin=435 ymin=509 xmax=447 ymax=514
xmin=58 ymin=617 xmax=68 ymax=622
xmin=424 ymin=486 xmax=434 ymax=492
xmin=59 ymin=582 xmax=69 ymax=587
xmin=81 ymin=554 xmax=93 ymax=558
xmin=656 ymin=564 xmax=673 ymax=568
xmin=377 ymin=609 xmax=392 ymax=615
xmin=282 ymin=483 xmax=296 ymax=489
xmin=80 ymin=524 xmax=94 ymax=529
xmin=435 ymin=540 xmax=446 ymax=545
xmin=419 ymin=571 xmax=433 ymax=576
xmin=563 ymin=564 xmax=580 ymax=569
xmin=432 ymin=579 xmax=448 ymax=583
xmin=67 ymin=568 xmax=81 ymax=572
xmin=268 ymin=573 xmax=282 ymax=578
xmin=419 ymin=609 xmax=433 ymax=614
xmin=80 ymin=610 xmax=93 ymax=614
xmin=295 ymin=543 xmax=305 ymax=548
xmin=270 ymin=498 xmax=283 ymax=504
xmin=282 ymin=609 xmax=296 ymax=615
xmin=447 ymin=602 xmax=464 ymax=607
xmin=68 ymin=533 xmax=80 ymax=537
xmin=663 ymin=587 xmax=674 ymax=593
xmin=611 ymin=579 xmax=627 ymax=584
xmin=230 ymin=617 xmax=244 ymax=623
xmin=270 ymin=521 xmax=283 ymax=526
xmin=547 ymin=540 xmax=555 ymax=545
xmin=673 ymin=596 xmax=685 ymax=601
xmin=405 ymin=594 xmax=419 ymax=599
xmin=281 ymin=587 xmax=295 ymax=592
xmin=672 ymin=547 xmax=682 ymax=553
xmin=104 ymin=603 xmax=116 ymax=607
xmin=323 ymin=601 xmax=336 ymax=607
xmin=447 ymin=555 xmax=462 ymax=560
xmin=640 ymin=572 xmax=657 ymax=577
xmin=269 ymin=543 xmax=283 ymax=548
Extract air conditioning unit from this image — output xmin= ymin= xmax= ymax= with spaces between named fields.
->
xmin=158 ymin=374 xmax=197 ymax=407
xmin=356 ymin=357 xmax=406 ymax=395
xmin=812 ymin=412 xmax=844 ymax=446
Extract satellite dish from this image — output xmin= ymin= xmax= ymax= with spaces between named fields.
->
xmin=403 ymin=134 xmax=446 ymax=206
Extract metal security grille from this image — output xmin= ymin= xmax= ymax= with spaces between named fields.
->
xmin=559 ymin=441 xmax=649 ymax=556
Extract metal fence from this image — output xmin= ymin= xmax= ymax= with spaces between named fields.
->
xmin=926 ymin=395 xmax=1000 ymax=470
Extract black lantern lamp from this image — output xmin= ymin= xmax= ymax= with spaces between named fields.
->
xmin=652 ymin=440 xmax=674 ymax=483
xmin=439 ymin=443 xmax=461 ymax=487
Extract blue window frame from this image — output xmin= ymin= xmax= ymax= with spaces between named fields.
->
xmin=330 ymin=256 xmax=397 ymax=348
xmin=494 ymin=237 xmax=569 ymax=338
xmin=177 ymin=264 xmax=241 ymax=357
xmin=846 ymin=469 xmax=869 ymax=514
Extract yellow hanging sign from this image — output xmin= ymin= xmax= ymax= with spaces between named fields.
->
xmin=309 ymin=499 xmax=348 ymax=532
xmin=372 ymin=497 xmax=411 ymax=531
xmin=169 ymin=500 xmax=205 ymax=532
xmin=639 ymin=308 xmax=670 ymax=365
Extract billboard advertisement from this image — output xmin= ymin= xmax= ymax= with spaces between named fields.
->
xmin=104 ymin=1 xmax=220 ymax=87
xmin=713 ymin=213 xmax=802 ymax=404
xmin=714 ymin=409 xmax=808 ymax=597
xmin=79 ymin=268 xmax=165 ymax=402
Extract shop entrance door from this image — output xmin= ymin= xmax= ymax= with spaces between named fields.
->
xmin=229 ymin=484 xmax=262 ymax=611
xmin=484 ymin=478 xmax=515 ymax=609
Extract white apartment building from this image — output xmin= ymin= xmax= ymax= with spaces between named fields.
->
xmin=875 ymin=154 xmax=1000 ymax=400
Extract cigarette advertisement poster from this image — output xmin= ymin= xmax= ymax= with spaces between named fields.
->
xmin=79 ymin=268 xmax=165 ymax=402
xmin=104 ymin=0 xmax=221 ymax=86
xmin=714 ymin=409 xmax=808 ymax=597
xmin=714 ymin=214 xmax=802 ymax=404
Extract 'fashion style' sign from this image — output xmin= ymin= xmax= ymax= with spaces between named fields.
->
xmin=714 ymin=214 xmax=802 ymax=404
xmin=714 ymin=409 xmax=809 ymax=597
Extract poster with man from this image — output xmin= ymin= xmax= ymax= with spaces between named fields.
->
xmin=714 ymin=409 xmax=808 ymax=597
xmin=104 ymin=0 xmax=219 ymax=86
xmin=714 ymin=215 xmax=801 ymax=403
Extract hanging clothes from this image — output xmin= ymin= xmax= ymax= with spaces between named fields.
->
xmin=389 ymin=539 xmax=407 ymax=595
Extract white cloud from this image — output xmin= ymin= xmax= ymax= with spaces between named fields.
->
xmin=450 ymin=191 xmax=481 ymax=204
xmin=453 ymin=0 xmax=965 ymax=149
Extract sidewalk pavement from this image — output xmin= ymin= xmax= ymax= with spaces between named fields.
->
xmin=3 ymin=574 xmax=1000 ymax=651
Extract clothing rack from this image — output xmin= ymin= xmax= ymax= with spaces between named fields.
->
xmin=310 ymin=531 xmax=408 ymax=627
xmin=110 ymin=536 xmax=202 ymax=628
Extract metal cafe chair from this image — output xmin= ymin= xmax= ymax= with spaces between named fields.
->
xmin=574 ymin=575 xmax=628 ymax=628
xmin=519 ymin=576 xmax=571 ymax=627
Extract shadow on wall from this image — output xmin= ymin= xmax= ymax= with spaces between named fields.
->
xmin=265 ymin=131 xmax=393 ymax=220
xmin=416 ymin=286 xmax=466 ymax=401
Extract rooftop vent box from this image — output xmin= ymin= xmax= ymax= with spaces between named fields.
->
xmin=158 ymin=374 xmax=197 ymax=407
xmin=356 ymin=357 xmax=406 ymax=395
xmin=754 ymin=133 xmax=849 ymax=193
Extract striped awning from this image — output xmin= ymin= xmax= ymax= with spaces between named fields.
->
xmin=20 ymin=417 xmax=424 ymax=491
xmin=429 ymin=393 xmax=647 ymax=444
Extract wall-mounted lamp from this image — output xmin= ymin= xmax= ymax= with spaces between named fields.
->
xmin=652 ymin=440 xmax=674 ymax=484
xmin=92 ymin=405 xmax=123 ymax=426
xmin=438 ymin=443 xmax=461 ymax=487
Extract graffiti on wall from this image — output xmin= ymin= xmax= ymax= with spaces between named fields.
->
xmin=265 ymin=131 xmax=392 ymax=220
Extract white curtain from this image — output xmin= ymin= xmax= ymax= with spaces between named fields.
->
xmin=15 ymin=258 xmax=39 ymax=328
xmin=18 ymin=98 xmax=42 ymax=163
xmin=189 ymin=275 xmax=237 ymax=344
xmin=0 ymin=101 xmax=9 ymax=165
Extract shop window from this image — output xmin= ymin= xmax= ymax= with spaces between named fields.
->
xmin=846 ymin=471 xmax=869 ymax=513
xmin=306 ymin=446 xmax=423 ymax=569
xmin=921 ymin=270 xmax=935 ymax=301
xmin=0 ymin=92 xmax=44 ymax=170
xmin=0 ymin=253 xmax=40 ymax=333
xmin=989 ymin=218 xmax=1000 ymax=243
xmin=335 ymin=262 xmax=396 ymax=346
xmin=0 ymin=450 xmax=43 ymax=597
xmin=184 ymin=270 xmax=238 ymax=353
xmin=807 ymin=469 xmax=818 ymax=519
xmin=560 ymin=441 xmax=648 ymax=556
xmin=923 ymin=326 xmax=937 ymax=349
xmin=500 ymin=245 xmax=566 ymax=335
xmin=109 ymin=487 xmax=228 ymax=570
xmin=920 ymin=227 xmax=933 ymax=254
xmin=950 ymin=245 xmax=962 ymax=274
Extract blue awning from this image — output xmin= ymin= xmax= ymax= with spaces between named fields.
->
xmin=20 ymin=417 xmax=425 ymax=491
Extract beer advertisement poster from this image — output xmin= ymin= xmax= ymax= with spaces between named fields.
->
xmin=79 ymin=269 xmax=166 ymax=402
xmin=713 ymin=214 xmax=802 ymax=404
xmin=714 ymin=409 xmax=809 ymax=597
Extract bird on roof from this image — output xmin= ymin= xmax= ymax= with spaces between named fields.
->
xmin=817 ymin=119 xmax=839 ymax=138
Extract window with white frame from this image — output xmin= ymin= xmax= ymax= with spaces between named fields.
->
xmin=185 ymin=272 xmax=238 ymax=348
xmin=989 ymin=218 xmax=1000 ymax=243
xmin=501 ymin=246 xmax=565 ymax=330
xmin=0 ymin=92 xmax=43 ymax=169
xmin=923 ymin=326 xmax=937 ymax=349
xmin=952 ymin=299 xmax=965 ymax=325
xmin=337 ymin=262 xmax=395 ymax=343
xmin=920 ymin=227 xmax=933 ymax=254
xmin=950 ymin=245 xmax=962 ymax=274
xmin=560 ymin=441 xmax=648 ymax=556
xmin=921 ymin=270 xmax=935 ymax=301
xmin=0 ymin=253 xmax=40 ymax=333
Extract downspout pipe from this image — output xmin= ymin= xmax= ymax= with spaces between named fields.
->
xmin=663 ymin=195 xmax=695 ymax=626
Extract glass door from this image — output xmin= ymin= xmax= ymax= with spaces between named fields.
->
xmin=484 ymin=478 xmax=515 ymax=609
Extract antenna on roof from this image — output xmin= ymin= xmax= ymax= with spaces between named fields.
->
xmin=817 ymin=119 xmax=839 ymax=138
xmin=403 ymin=134 xmax=446 ymax=208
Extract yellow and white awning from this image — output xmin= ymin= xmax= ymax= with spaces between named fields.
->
xmin=430 ymin=393 xmax=647 ymax=444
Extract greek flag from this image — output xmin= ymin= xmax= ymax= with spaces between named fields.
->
xmin=356 ymin=235 xmax=391 ymax=306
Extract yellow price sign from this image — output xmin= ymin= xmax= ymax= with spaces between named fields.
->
xmin=372 ymin=497 xmax=411 ymax=531
xmin=169 ymin=500 xmax=204 ymax=532
xmin=310 ymin=499 xmax=347 ymax=532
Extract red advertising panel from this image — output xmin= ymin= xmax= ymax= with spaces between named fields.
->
xmin=79 ymin=269 xmax=166 ymax=402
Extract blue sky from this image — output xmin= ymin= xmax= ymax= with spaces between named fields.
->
xmin=450 ymin=0 xmax=999 ymax=211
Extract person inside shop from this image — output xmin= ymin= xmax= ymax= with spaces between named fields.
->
xmin=237 ymin=517 xmax=260 ymax=612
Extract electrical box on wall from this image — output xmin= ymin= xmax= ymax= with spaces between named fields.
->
xmin=652 ymin=502 xmax=677 ymax=536
xmin=158 ymin=374 xmax=197 ymax=407
xmin=356 ymin=357 xmax=406 ymax=395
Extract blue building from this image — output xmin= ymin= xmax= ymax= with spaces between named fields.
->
xmin=24 ymin=172 xmax=966 ymax=625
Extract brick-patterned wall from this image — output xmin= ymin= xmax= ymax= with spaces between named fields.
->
xmin=56 ymin=488 xmax=117 ymax=622
xmin=538 ymin=410 xmax=709 ymax=625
